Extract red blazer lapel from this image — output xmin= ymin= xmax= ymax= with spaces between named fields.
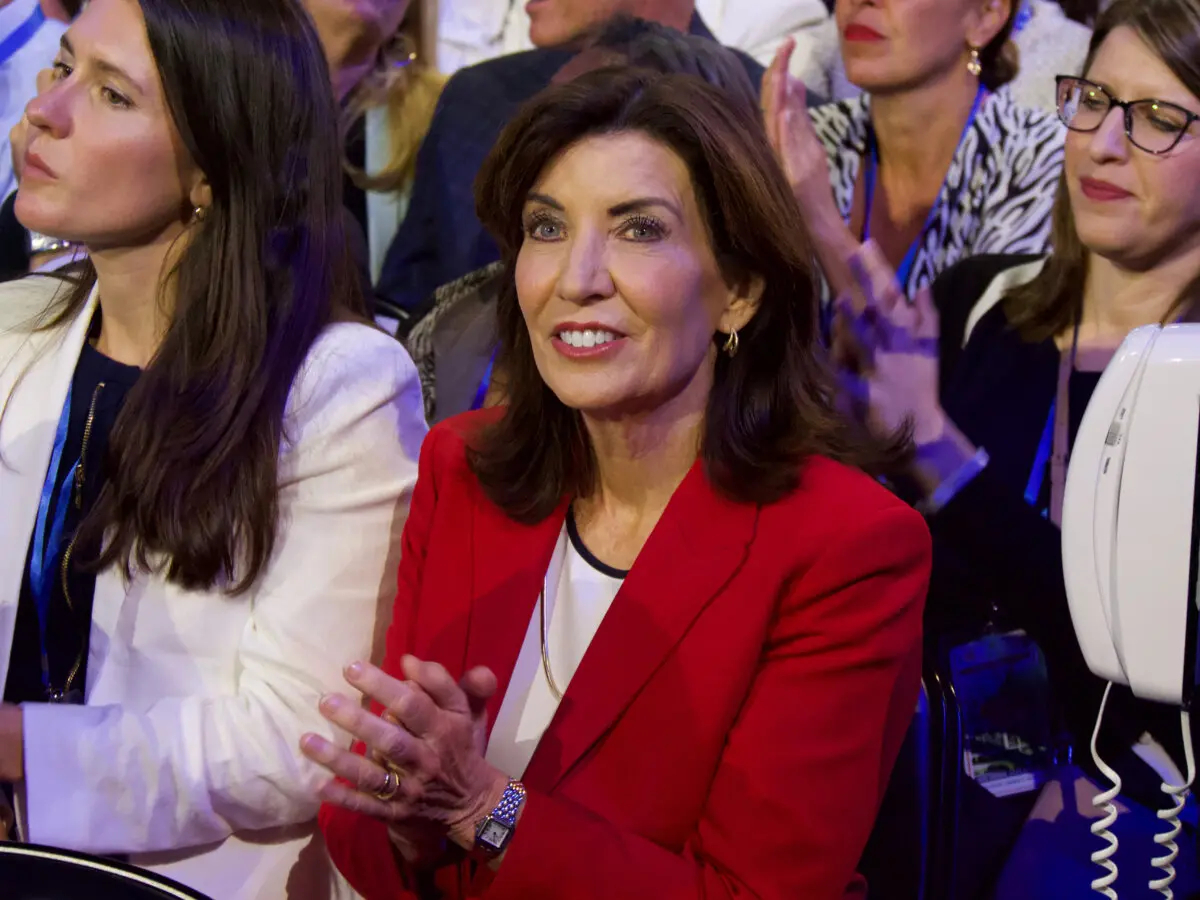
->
xmin=465 ymin=492 xmax=570 ymax=727
xmin=523 ymin=463 xmax=759 ymax=792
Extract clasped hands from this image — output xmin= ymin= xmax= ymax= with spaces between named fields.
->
xmin=300 ymin=656 xmax=511 ymax=864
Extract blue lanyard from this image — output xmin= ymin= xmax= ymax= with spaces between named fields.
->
xmin=470 ymin=346 xmax=499 ymax=412
xmin=1023 ymin=402 xmax=1055 ymax=515
xmin=1024 ymin=321 xmax=1081 ymax=518
xmin=861 ymin=85 xmax=987 ymax=289
xmin=29 ymin=385 xmax=80 ymax=695
xmin=0 ymin=3 xmax=45 ymax=70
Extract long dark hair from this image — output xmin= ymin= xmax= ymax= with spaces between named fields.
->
xmin=470 ymin=68 xmax=908 ymax=523
xmin=1004 ymin=0 xmax=1200 ymax=340
xmin=48 ymin=0 xmax=363 ymax=593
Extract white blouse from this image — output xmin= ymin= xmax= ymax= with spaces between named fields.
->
xmin=486 ymin=514 xmax=625 ymax=779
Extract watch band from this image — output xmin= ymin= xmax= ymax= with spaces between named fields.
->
xmin=473 ymin=779 xmax=526 ymax=857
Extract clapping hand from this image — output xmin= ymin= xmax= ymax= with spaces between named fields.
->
xmin=762 ymin=38 xmax=834 ymax=215
xmin=301 ymin=656 xmax=511 ymax=862
xmin=832 ymin=241 xmax=945 ymax=446
xmin=761 ymin=39 xmax=861 ymax=297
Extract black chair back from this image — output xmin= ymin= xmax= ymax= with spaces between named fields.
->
xmin=858 ymin=672 xmax=964 ymax=900
xmin=859 ymin=682 xmax=933 ymax=900
xmin=0 ymin=843 xmax=214 ymax=900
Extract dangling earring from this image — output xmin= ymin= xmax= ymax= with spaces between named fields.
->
xmin=722 ymin=329 xmax=739 ymax=358
xmin=967 ymin=45 xmax=982 ymax=77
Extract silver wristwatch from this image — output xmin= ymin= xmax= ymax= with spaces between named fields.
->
xmin=474 ymin=779 xmax=526 ymax=857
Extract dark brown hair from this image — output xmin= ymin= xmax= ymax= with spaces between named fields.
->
xmin=1004 ymin=0 xmax=1200 ymax=340
xmin=45 ymin=0 xmax=362 ymax=593
xmin=979 ymin=1 xmax=1021 ymax=91
xmin=469 ymin=68 xmax=908 ymax=522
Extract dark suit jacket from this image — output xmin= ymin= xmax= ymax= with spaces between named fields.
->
xmin=319 ymin=411 xmax=930 ymax=900
xmin=377 ymin=15 xmax=767 ymax=324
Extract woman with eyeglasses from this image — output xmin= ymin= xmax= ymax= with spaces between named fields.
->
xmin=831 ymin=0 xmax=1200 ymax=894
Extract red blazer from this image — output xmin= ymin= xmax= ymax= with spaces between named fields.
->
xmin=320 ymin=413 xmax=930 ymax=900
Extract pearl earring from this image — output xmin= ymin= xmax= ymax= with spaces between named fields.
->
xmin=967 ymin=46 xmax=982 ymax=77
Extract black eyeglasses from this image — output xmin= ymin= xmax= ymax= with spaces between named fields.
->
xmin=1055 ymin=75 xmax=1200 ymax=155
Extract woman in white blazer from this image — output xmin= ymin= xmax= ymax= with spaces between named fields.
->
xmin=0 ymin=0 xmax=426 ymax=897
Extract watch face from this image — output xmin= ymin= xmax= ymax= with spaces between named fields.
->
xmin=478 ymin=819 xmax=510 ymax=850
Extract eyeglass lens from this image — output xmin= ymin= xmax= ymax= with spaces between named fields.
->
xmin=1057 ymin=78 xmax=1191 ymax=154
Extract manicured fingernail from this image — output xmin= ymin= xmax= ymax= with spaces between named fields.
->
xmin=320 ymin=693 xmax=344 ymax=711
xmin=300 ymin=733 xmax=320 ymax=752
xmin=345 ymin=661 xmax=364 ymax=679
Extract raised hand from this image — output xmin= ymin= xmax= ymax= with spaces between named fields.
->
xmin=762 ymin=38 xmax=835 ymax=214
xmin=832 ymin=241 xmax=945 ymax=445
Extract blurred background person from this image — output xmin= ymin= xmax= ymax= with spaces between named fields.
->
xmin=764 ymin=0 xmax=1064 ymax=311
xmin=0 ymin=0 xmax=75 ymax=280
xmin=831 ymin=0 xmax=1200 ymax=894
xmin=0 ymin=0 xmax=71 ymax=202
xmin=405 ymin=15 xmax=760 ymax=424
xmin=310 ymin=68 xmax=930 ymax=900
xmin=345 ymin=0 xmax=445 ymax=286
xmin=795 ymin=0 xmax=1093 ymax=114
xmin=375 ymin=0 xmax=767 ymax=329
xmin=304 ymin=0 xmax=446 ymax=287
xmin=0 ymin=0 xmax=425 ymax=896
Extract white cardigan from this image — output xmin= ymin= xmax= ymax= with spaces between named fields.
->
xmin=0 ymin=277 xmax=427 ymax=899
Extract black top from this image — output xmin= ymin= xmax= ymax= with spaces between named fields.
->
xmin=928 ymin=254 xmax=1190 ymax=804
xmin=0 ymin=191 xmax=30 ymax=282
xmin=3 ymin=340 xmax=140 ymax=707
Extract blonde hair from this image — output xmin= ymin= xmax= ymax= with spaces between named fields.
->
xmin=344 ymin=0 xmax=446 ymax=194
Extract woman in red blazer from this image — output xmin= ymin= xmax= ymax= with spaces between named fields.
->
xmin=301 ymin=67 xmax=931 ymax=900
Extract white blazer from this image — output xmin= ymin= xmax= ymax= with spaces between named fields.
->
xmin=0 ymin=276 xmax=427 ymax=899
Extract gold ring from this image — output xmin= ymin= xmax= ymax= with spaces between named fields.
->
xmin=373 ymin=768 xmax=400 ymax=802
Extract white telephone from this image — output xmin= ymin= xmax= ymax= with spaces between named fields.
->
xmin=1063 ymin=323 xmax=1200 ymax=708
xmin=1061 ymin=323 xmax=1200 ymax=898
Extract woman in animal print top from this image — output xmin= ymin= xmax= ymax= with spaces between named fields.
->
xmin=763 ymin=0 xmax=1065 ymax=306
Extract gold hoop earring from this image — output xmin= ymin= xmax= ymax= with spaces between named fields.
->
xmin=722 ymin=329 xmax=739 ymax=358
xmin=967 ymin=46 xmax=982 ymax=77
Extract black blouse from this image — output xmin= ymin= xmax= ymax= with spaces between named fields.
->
xmin=3 ymin=340 xmax=140 ymax=707
xmin=929 ymin=254 xmax=1189 ymax=807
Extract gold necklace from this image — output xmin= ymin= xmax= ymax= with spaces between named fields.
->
xmin=539 ymin=583 xmax=563 ymax=701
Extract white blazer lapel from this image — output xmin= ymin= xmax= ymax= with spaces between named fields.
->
xmin=0 ymin=284 xmax=100 ymax=693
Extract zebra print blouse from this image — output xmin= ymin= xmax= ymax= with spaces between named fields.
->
xmin=809 ymin=88 xmax=1066 ymax=298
